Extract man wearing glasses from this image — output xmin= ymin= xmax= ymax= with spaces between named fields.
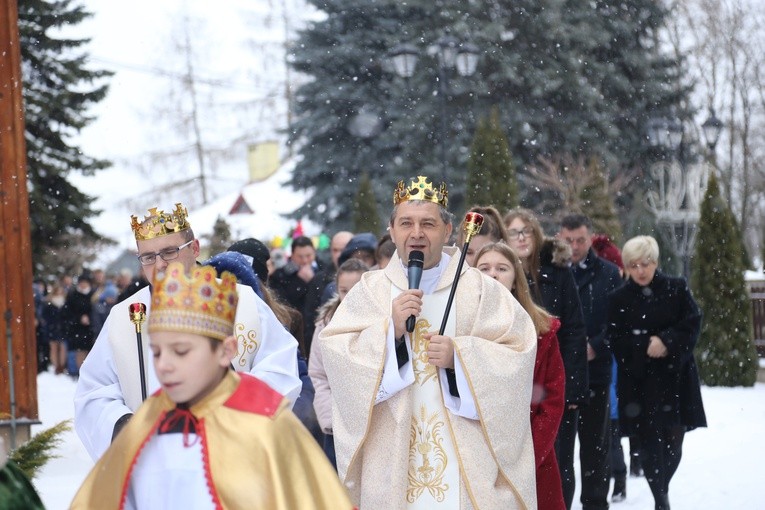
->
xmin=74 ymin=203 xmax=301 ymax=461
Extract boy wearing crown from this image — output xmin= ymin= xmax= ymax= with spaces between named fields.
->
xmin=319 ymin=176 xmax=538 ymax=509
xmin=75 ymin=204 xmax=301 ymax=461
xmin=71 ymin=263 xmax=352 ymax=509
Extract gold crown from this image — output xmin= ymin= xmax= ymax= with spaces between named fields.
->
xmin=148 ymin=262 xmax=238 ymax=341
xmin=130 ymin=203 xmax=191 ymax=241
xmin=393 ymin=176 xmax=448 ymax=208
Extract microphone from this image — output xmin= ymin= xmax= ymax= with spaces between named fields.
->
xmin=406 ymin=250 xmax=424 ymax=333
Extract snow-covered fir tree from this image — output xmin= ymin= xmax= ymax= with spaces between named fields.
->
xmin=19 ymin=0 xmax=112 ymax=274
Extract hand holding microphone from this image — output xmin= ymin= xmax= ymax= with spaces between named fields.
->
xmin=406 ymin=250 xmax=424 ymax=333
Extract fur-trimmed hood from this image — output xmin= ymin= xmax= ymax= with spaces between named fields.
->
xmin=539 ymin=237 xmax=572 ymax=268
xmin=317 ymin=294 xmax=342 ymax=326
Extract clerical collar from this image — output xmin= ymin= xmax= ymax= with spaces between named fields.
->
xmin=421 ymin=252 xmax=452 ymax=294
xmin=397 ymin=251 xmax=451 ymax=294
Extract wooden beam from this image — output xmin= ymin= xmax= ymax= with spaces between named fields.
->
xmin=0 ymin=0 xmax=39 ymax=432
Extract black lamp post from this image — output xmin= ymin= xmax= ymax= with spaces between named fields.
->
xmin=389 ymin=37 xmax=480 ymax=180
xmin=701 ymin=108 xmax=724 ymax=153
xmin=646 ymin=116 xmax=683 ymax=153
xmin=645 ymin=112 xmax=725 ymax=278
xmin=347 ymin=105 xmax=384 ymax=188
xmin=646 ymin=115 xmax=691 ymax=277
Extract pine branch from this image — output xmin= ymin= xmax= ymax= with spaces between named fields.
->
xmin=9 ymin=420 xmax=72 ymax=480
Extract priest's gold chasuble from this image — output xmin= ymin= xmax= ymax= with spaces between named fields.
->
xmin=406 ymin=293 xmax=459 ymax=508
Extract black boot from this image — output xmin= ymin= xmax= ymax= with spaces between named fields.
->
xmin=654 ymin=493 xmax=670 ymax=510
xmin=629 ymin=453 xmax=643 ymax=477
xmin=611 ymin=477 xmax=626 ymax=503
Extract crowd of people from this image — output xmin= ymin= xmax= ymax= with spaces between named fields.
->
xmin=23 ymin=175 xmax=708 ymax=510
xmin=32 ymin=267 xmax=146 ymax=377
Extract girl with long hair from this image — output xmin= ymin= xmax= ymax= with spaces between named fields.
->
xmin=475 ymin=242 xmax=565 ymax=510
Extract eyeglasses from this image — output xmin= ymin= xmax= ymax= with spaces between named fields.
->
xmin=507 ymin=227 xmax=534 ymax=240
xmin=627 ymin=260 xmax=656 ymax=271
xmin=137 ymin=240 xmax=194 ymax=266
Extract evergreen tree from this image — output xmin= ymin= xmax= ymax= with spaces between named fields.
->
xmin=731 ymin=215 xmax=752 ymax=270
xmin=205 ymin=216 xmax=232 ymax=257
xmin=691 ymin=173 xmax=758 ymax=386
xmin=353 ymin=172 xmax=382 ymax=235
xmin=466 ymin=106 xmax=518 ymax=211
xmin=288 ymin=0 xmax=690 ymax=233
xmin=18 ymin=0 xmax=113 ymax=274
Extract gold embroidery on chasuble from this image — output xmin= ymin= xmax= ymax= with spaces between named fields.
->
xmin=411 ymin=319 xmax=437 ymax=385
xmin=406 ymin=300 xmax=459 ymax=509
xmin=234 ymin=322 xmax=259 ymax=367
xmin=408 ymin=405 xmax=449 ymax=503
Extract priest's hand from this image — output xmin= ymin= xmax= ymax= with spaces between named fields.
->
xmin=425 ymin=333 xmax=454 ymax=369
xmin=392 ymin=289 xmax=423 ymax=338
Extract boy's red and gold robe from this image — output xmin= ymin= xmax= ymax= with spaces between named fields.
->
xmin=70 ymin=371 xmax=352 ymax=510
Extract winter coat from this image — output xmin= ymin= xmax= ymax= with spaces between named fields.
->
xmin=571 ymin=248 xmax=623 ymax=388
xmin=309 ymin=320 xmax=333 ymax=434
xmin=40 ymin=301 xmax=65 ymax=343
xmin=62 ymin=289 xmax=94 ymax=351
xmin=271 ymin=260 xmax=330 ymax=357
xmin=607 ymin=271 xmax=707 ymax=435
xmin=529 ymin=238 xmax=589 ymax=406
xmin=308 ymin=295 xmax=342 ymax=434
xmin=531 ymin=318 xmax=566 ymax=510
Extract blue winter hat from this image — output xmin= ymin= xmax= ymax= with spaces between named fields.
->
xmin=338 ymin=232 xmax=378 ymax=266
xmin=202 ymin=251 xmax=264 ymax=299
xmin=227 ymin=238 xmax=270 ymax=283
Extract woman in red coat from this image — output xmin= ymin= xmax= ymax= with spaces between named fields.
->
xmin=476 ymin=242 xmax=566 ymax=510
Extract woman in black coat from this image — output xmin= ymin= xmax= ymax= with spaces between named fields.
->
xmin=61 ymin=275 xmax=95 ymax=375
xmin=608 ymin=236 xmax=706 ymax=510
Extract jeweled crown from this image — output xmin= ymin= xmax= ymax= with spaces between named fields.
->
xmin=148 ymin=262 xmax=238 ymax=341
xmin=130 ymin=203 xmax=191 ymax=241
xmin=393 ymin=176 xmax=448 ymax=208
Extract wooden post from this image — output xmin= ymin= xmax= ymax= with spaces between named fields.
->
xmin=0 ymin=0 xmax=40 ymax=449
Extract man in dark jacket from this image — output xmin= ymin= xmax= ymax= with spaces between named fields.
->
xmin=559 ymin=214 xmax=622 ymax=510
xmin=270 ymin=235 xmax=330 ymax=356
xmin=533 ymin=236 xmax=588 ymax=510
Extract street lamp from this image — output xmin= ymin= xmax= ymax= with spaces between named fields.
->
xmin=645 ymin=115 xmax=712 ymax=278
xmin=388 ymin=36 xmax=480 ymax=179
xmin=701 ymin=108 xmax=724 ymax=152
xmin=347 ymin=105 xmax=384 ymax=192
xmin=645 ymin=117 xmax=683 ymax=152
xmin=348 ymin=107 xmax=384 ymax=140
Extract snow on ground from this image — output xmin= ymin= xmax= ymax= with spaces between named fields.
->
xmin=30 ymin=371 xmax=765 ymax=509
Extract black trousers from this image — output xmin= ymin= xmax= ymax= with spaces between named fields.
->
xmin=609 ymin=419 xmax=627 ymax=480
xmin=637 ymin=424 xmax=685 ymax=505
xmin=577 ymin=386 xmax=611 ymax=510
xmin=555 ymin=407 xmax=579 ymax=510
xmin=556 ymin=387 xmax=612 ymax=510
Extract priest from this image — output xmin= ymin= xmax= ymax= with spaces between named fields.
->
xmin=319 ymin=176 xmax=538 ymax=509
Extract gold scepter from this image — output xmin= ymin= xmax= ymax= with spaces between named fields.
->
xmin=438 ymin=212 xmax=484 ymax=335
xmin=439 ymin=212 xmax=483 ymax=397
xmin=129 ymin=303 xmax=148 ymax=402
